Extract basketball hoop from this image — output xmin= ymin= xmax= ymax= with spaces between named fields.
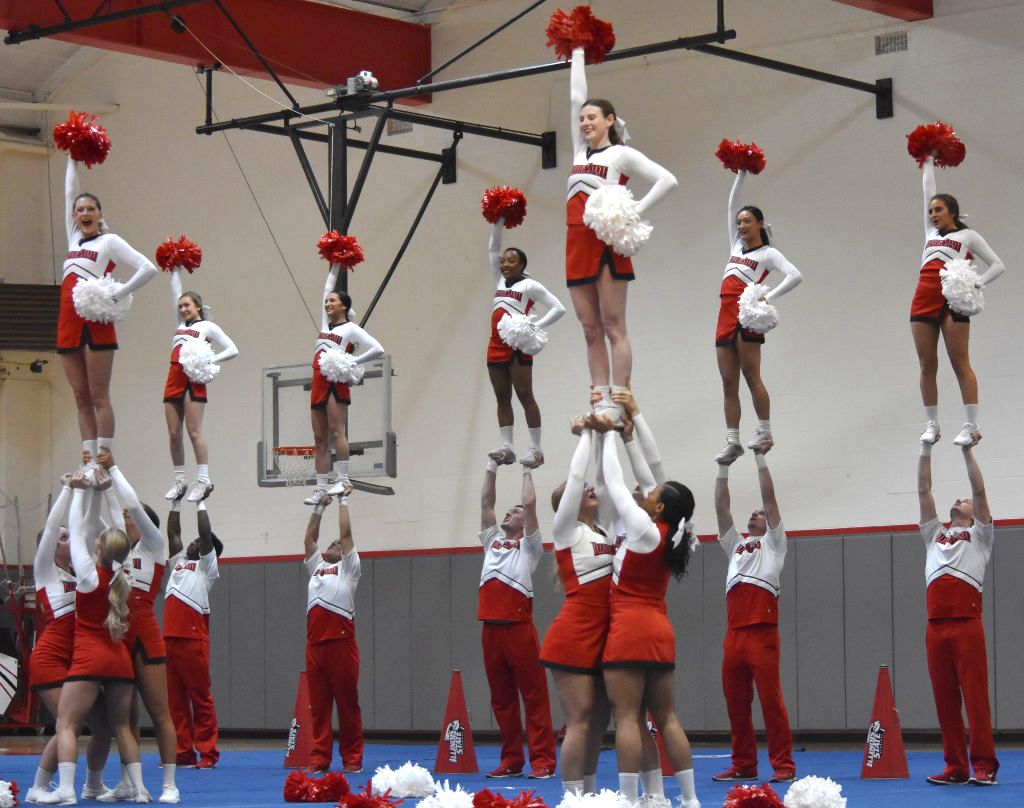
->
xmin=272 ymin=446 xmax=316 ymax=487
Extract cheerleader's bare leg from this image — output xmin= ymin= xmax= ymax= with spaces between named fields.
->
xmin=941 ymin=318 xmax=980 ymax=445
xmin=183 ymin=396 xmax=214 ymax=501
xmin=325 ymin=397 xmax=351 ymax=494
xmin=570 ymin=284 xmax=610 ymax=387
xmin=164 ymin=401 xmax=188 ymax=501
xmin=487 ymin=366 xmax=517 ymax=464
xmin=61 ymin=351 xmax=99 ymax=445
xmin=737 ymin=337 xmax=772 ymax=452
xmin=595 ymin=269 xmax=631 ymax=389
xmin=510 ymin=361 xmax=544 ymax=468
xmin=133 ymin=651 xmax=178 ymax=784
xmin=552 ymin=670 xmax=605 ymax=788
xmin=912 ymin=321 xmax=942 ymax=443
xmin=716 ymin=344 xmax=745 ymax=463
xmin=603 ymin=667 xmax=647 ymax=801
xmin=84 ymin=347 xmax=115 ymax=442
xmin=306 ymin=407 xmax=331 ymax=504
xmin=645 ymin=670 xmax=699 ymax=808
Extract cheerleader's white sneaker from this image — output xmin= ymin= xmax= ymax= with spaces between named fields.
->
xmin=488 ymin=445 xmax=517 ymax=465
xmin=952 ymin=423 xmax=979 ymax=447
xmin=920 ymin=421 xmax=941 ymax=445
xmin=164 ymin=480 xmax=187 ymax=501
xmin=715 ymin=441 xmax=745 ymax=465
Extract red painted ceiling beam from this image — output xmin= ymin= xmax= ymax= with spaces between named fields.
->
xmin=0 ymin=0 xmax=431 ymax=101
xmin=833 ymin=0 xmax=933 ymax=21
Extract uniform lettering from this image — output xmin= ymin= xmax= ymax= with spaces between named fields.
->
xmin=175 ymin=561 xmax=198 ymax=573
xmin=133 ymin=558 xmax=142 ymax=570
xmin=175 ymin=328 xmax=202 ymax=339
xmin=318 ymin=332 xmax=344 ymax=345
xmin=491 ymin=539 xmax=521 ymax=551
xmin=314 ymin=565 xmax=339 ymax=577
xmin=62 ymin=580 xmax=78 ymax=593
xmin=66 ymin=249 xmax=99 ymax=261
xmin=937 ymin=529 xmax=971 ymax=547
xmin=729 ymin=255 xmax=760 ymax=271
xmin=494 ymin=289 xmax=523 ymax=302
xmin=735 ymin=540 xmax=763 ymax=555
xmin=926 ymin=238 xmax=963 ymax=251
xmin=591 ymin=543 xmax=616 ymax=556
xmin=570 ymin=164 xmax=609 ymax=179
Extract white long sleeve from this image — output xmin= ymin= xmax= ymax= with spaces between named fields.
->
xmin=618 ymin=148 xmax=677 ymax=217
xmin=922 ymin=158 xmax=937 ymax=238
xmin=763 ymin=252 xmax=803 ymax=301
xmin=625 ymin=438 xmax=656 ymax=497
xmin=343 ymin=323 xmax=384 ymax=365
xmin=35 ymin=486 xmax=72 ymax=585
xmin=321 ymin=263 xmax=341 ymax=332
xmin=488 ymin=220 xmax=503 ymax=282
xmin=632 ymin=412 xmax=665 ymax=485
xmin=727 ymin=171 xmax=746 ymax=251
xmin=109 ymin=238 xmax=157 ymax=297
xmin=109 ymin=465 xmax=165 ymax=560
xmin=551 ymin=430 xmax=593 ymax=548
xmin=600 ymin=432 xmax=660 ymax=551
xmin=526 ymin=281 xmax=566 ymax=330
xmin=569 ymin=48 xmax=587 ymax=155
xmin=970 ymin=233 xmax=1006 ymax=287
xmin=65 ymin=157 xmax=81 ymax=245
xmin=170 ymin=267 xmax=184 ymax=323
xmin=202 ymin=321 xmax=239 ymax=363
xmin=69 ymin=489 xmax=100 ymax=593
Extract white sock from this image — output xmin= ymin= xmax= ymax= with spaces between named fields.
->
xmin=674 ymin=769 xmax=697 ymax=802
xmin=965 ymin=404 xmax=978 ymax=424
xmin=925 ymin=405 xmax=938 ymax=422
xmin=563 ymin=780 xmax=584 ymax=796
xmin=333 ymin=459 xmax=350 ymax=478
xmin=162 ymin=763 xmax=176 ymax=788
xmin=197 ymin=464 xmax=209 ymax=483
xmin=98 ymin=436 xmax=113 ymax=452
xmin=57 ymin=761 xmax=76 ymax=792
xmin=757 ymin=420 xmax=771 ymax=435
xmin=86 ymin=768 xmax=104 ymax=789
xmin=119 ymin=764 xmax=130 ymax=787
xmin=583 ymin=773 xmax=597 ymax=794
xmin=641 ymin=768 xmax=664 ymax=796
xmin=500 ymin=425 xmax=514 ymax=447
xmin=726 ymin=428 xmax=740 ymax=444
xmin=618 ymin=773 xmax=640 ymax=802
xmin=83 ymin=439 xmax=97 ymax=460
xmin=126 ymin=761 xmax=145 ymax=793
xmin=34 ymin=767 xmax=53 ymax=789
xmin=528 ymin=427 xmax=542 ymax=450
xmin=174 ymin=465 xmax=186 ymax=482
xmin=316 ymin=473 xmax=329 ymax=487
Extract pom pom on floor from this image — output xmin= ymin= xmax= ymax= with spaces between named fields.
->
xmin=418 ymin=781 xmax=475 ymax=808
xmin=318 ymin=231 xmax=365 ymax=269
xmin=583 ymin=185 xmax=652 ymax=257
xmin=370 ymin=763 xmax=435 ymax=798
xmin=53 ymin=111 xmax=111 ymax=168
xmin=723 ymin=783 xmax=784 ymax=808
xmin=283 ymin=770 xmax=349 ymax=802
xmin=940 ymin=257 xmax=984 ymax=316
xmin=342 ymin=782 xmax=403 ymax=808
xmin=715 ymin=139 xmax=766 ymax=175
xmin=555 ymin=789 xmax=632 ymax=808
xmin=546 ymin=6 xmax=615 ymax=63
xmin=497 ymin=313 xmax=548 ymax=355
xmin=318 ymin=350 xmax=365 ymax=385
xmin=72 ymin=277 xmax=132 ymax=323
xmin=179 ymin=340 xmax=221 ymax=385
xmin=737 ymin=283 xmax=778 ymax=333
xmin=906 ymin=122 xmax=966 ymax=168
xmin=782 ymin=776 xmax=846 ymax=808
xmin=481 ymin=187 xmax=528 ymax=228
xmin=473 ymin=789 xmax=547 ymax=808
xmin=0 ymin=779 xmax=19 ymax=808
xmin=156 ymin=235 xmax=203 ymax=273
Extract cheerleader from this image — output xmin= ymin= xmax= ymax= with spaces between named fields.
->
xmin=164 ymin=500 xmax=222 ymax=768
xmin=917 ymin=431 xmax=997 ymax=785
xmin=567 ymin=48 xmax=677 ymax=420
xmin=714 ymin=170 xmax=802 ymax=463
xmin=911 ymin=158 xmax=1005 ymax=446
xmin=95 ymin=450 xmax=180 ymax=804
xmin=486 ymin=219 xmax=566 ymax=468
xmin=541 ymin=418 xmax=613 ymax=795
xmin=303 ymin=485 xmax=364 ymax=773
xmin=59 ymin=156 xmax=157 ymax=470
xmin=593 ymin=417 xmax=700 ymax=808
xmin=163 ymin=269 xmax=238 ymax=503
xmin=305 ymin=264 xmax=384 ymax=506
xmin=26 ymin=476 xmax=113 ymax=803
xmin=37 ymin=471 xmax=147 ymax=805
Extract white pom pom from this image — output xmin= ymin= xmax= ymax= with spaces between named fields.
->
xmin=419 ymin=781 xmax=475 ymax=808
xmin=782 ymin=775 xmax=846 ymax=808
xmin=318 ymin=349 xmax=365 ymax=385
xmin=940 ymin=257 xmax=984 ymax=316
xmin=371 ymin=765 xmax=397 ymax=795
xmin=0 ymin=779 xmax=17 ymax=808
xmin=582 ymin=185 xmax=653 ymax=257
xmin=179 ymin=339 xmax=220 ymax=385
xmin=370 ymin=763 xmax=434 ymax=798
xmin=497 ymin=313 xmax=549 ymax=355
xmin=557 ymin=789 xmax=633 ymax=808
xmin=72 ymin=277 xmax=132 ymax=323
xmin=737 ymin=283 xmax=778 ymax=333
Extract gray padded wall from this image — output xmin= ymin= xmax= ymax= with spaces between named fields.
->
xmin=179 ymin=526 xmax=1023 ymax=734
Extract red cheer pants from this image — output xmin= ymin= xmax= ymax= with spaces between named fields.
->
xmin=926 ymin=617 xmax=998 ymax=777
xmin=482 ymin=621 xmax=556 ymax=771
xmin=306 ymin=636 xmax=363 ymax=770
xmin=165 ymin=637 xmax=220 ymax=766
xmin=722 ymin=624 xmax=794 ymax=773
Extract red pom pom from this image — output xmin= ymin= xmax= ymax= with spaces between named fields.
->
xmin=155 ymin=236 xmax=203 ymax=273
xmin=906 ymin=121 xmax=966 ymax=168
xmin=53 ymin=111 xmax=111 ymax=168
xmin=546 ymin=6 xmax=616 ymax=64
xmin=318 ymin=231 xmax=365 ymax=270
xmin=481 ymin=186 xmax=528 ymax=228
xmin=341 ymin=782 xmax=403 ymax=808
xmin=284 ymin=770 xmax=351 ymax=803
xmin=723 ymin=784 xmax=785 ymax=808
xmin=507 ymin=791 xmax=547 ymax=808
xmin=715 ymin=139 xmax=767 ymax=175
xmin=473 ymin=790 xmax=507 ymax=808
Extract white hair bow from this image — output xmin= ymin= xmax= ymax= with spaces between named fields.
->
xmin=613 ymin=116 xmax=632 ymax=145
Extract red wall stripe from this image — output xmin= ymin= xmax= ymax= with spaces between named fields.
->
xmin=832 ymin=0 xmax=933 ymax=21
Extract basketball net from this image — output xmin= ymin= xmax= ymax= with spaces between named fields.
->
xmin=272 ymin=446 xmax=315 ymax=487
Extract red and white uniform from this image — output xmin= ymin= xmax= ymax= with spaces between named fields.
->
xmin=719 ymin=522 xmax=794 ymax=774
xmin=163 ymin=267 xmax=238 ymax=403
xmin=30 ymin=486 xmax=77 ymax=690
xmin=64 ymin=488 xmax=134 ymax=683
xmin=110 ymin=465 xmax=168 ymax=665
xmin=304 ymin=546 xmax=363 ymax=770
xmin=920 ymin=516 xmax=998 ymax=777
xmin=716 ymin=171 xmax=801 ymax=346
xmin=311 ymin=264 xmax=384 ymax=409
xmin=164 ymin=548 xmax=220 ymax=766
xmin=486 ymin=222 xmax=565 ymax=366
xmin=565 ymin=50 xmax=676 ymax=286
xmin=910 ymin=160 xmax=1005 ymax=324
xmin=478 ymin=523 xmax=555 ymax=772
xmin=58 ymin=157 xmax=156 ymax=352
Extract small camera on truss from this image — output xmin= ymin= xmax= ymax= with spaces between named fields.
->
xmin=326 ymin=71 xmax=379 ymax=99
